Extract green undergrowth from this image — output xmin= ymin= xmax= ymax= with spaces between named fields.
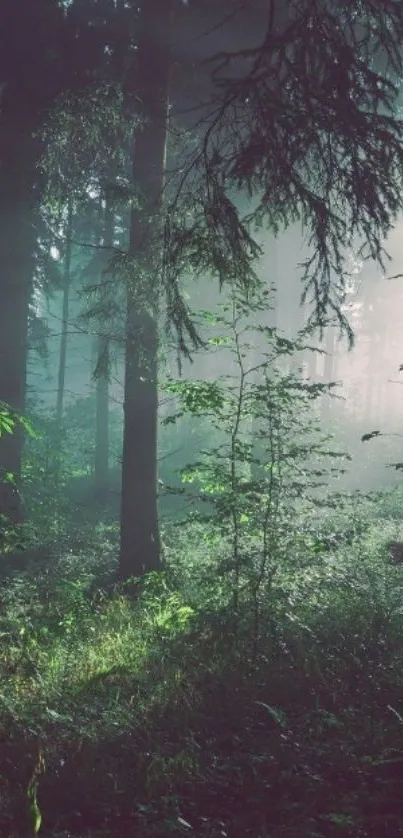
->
xmin=1 ymin=499 xmax=403 ymax=837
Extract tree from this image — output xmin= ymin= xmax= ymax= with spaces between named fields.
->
xmin=94 ymin=196 xmax=115 ymax=498
xmin=118 ymin=0 xmax=403 ymax=578
xmin=0 ymin=0 xmax=66 ymax=523
xmin=30 ymin=0 xmax=136 ymax=520
xmin=0 ymin=0 xmax=129 ymax=524
xmin=165 ymin=0 xmax=403 ymax=352
xmin=119 ymin=0 xmax=174 ymax=579
xmin=56 ymin=200 xmax=74 ymax=436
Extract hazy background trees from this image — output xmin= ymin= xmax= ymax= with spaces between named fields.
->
xmin=2 ymin=4 xmax=403 ymax=836
xmin=1 ymin=0 xmax=403 ymax=567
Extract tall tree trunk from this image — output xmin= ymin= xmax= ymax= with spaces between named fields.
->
xmin=95 ymin=350 xmax=109 ymax=494
xmin=94 ymin=198 xmax=114 ymax=498
xmin=119 ymin=0 xmax=173 ymax=579
xmin=0 ymin=111 xmax=37 ymax=525
xmin=56 ymin=201 xmax=73 ymax=433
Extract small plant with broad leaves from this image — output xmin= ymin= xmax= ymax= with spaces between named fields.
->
xmin=0 ymin=403 xmax=36 ymax=548
xmin=162 ymin=289 xmax=348 ymax=648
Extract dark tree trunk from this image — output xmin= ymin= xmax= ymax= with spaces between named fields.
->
xmin=94 ymin=198 xmax=114 ymax=498
xmin=95 ymin=349 xmax=110 ymax=496
xmin=56 ymin=201 xmax=73 ymax=433
xmin=119 ymin=0 xmax=173 ymax=579
xmin=0 ymin=107 xmax=38 ymax=524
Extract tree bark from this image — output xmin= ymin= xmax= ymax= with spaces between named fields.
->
xmin=94 ymin=197 xmax=114 ymax=498
xmin=0 ymin=105 xmax=37 ymax=524
xmin=56 ymin=201 xmax=73 ymax=433
xmin=119 ymin=0 xmax=173 ymax=579
xmin=95 ymin=349 xmax=110 ymax=495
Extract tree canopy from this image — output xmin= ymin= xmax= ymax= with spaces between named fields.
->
xmin=165 ymin=0 xmax=403 ymax=349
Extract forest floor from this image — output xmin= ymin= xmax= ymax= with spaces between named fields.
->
xmin=1 ymin=492 xmax=403 ymax=837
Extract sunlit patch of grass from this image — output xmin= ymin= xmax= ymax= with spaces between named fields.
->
xmin=3 ymin=492 xmax=403 ymax=835
xmin=0 ymin=503 xmax=400 ymax=734
xmin=0 ymin=557 xmax=200 ymax=741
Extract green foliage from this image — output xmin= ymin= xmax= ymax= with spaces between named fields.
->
xmin=21 ymin=410 xmax=72 ymax=545
xmin=22 ymin=397 xmax=123 ymax=545
xmin=62 ymin=396 xmax=122 ymax=477
xmin=0 ymin=403 xmax=15 ymax=438
xmin=163 ymin=291 xmax=348 ymax=625
xmin=0 ymin=402 xmax=35 ymax=441
xmin=1 ymin=496 xmax=403 ymax=837
xmin=133 ymin=571 xmax=196 ymax=637
xmin=41 ymin=83 xmax=133 ymax=207
xmin=163 ymin=379 xmax=225 ymax=416
xmin=2 ymin=1 xmax=403 ymax=834
xmin=0 ymin=404 xmax=36 ymax=547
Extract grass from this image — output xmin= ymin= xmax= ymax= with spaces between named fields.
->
xmin=2 ymin=491 xmax=403 ymax=837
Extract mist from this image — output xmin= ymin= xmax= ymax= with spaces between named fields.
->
xmin=3 ymin=3 xmax=403 ymax=835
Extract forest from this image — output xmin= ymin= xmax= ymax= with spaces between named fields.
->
xmin=2 ymin=0 xmax=403 ymax=835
